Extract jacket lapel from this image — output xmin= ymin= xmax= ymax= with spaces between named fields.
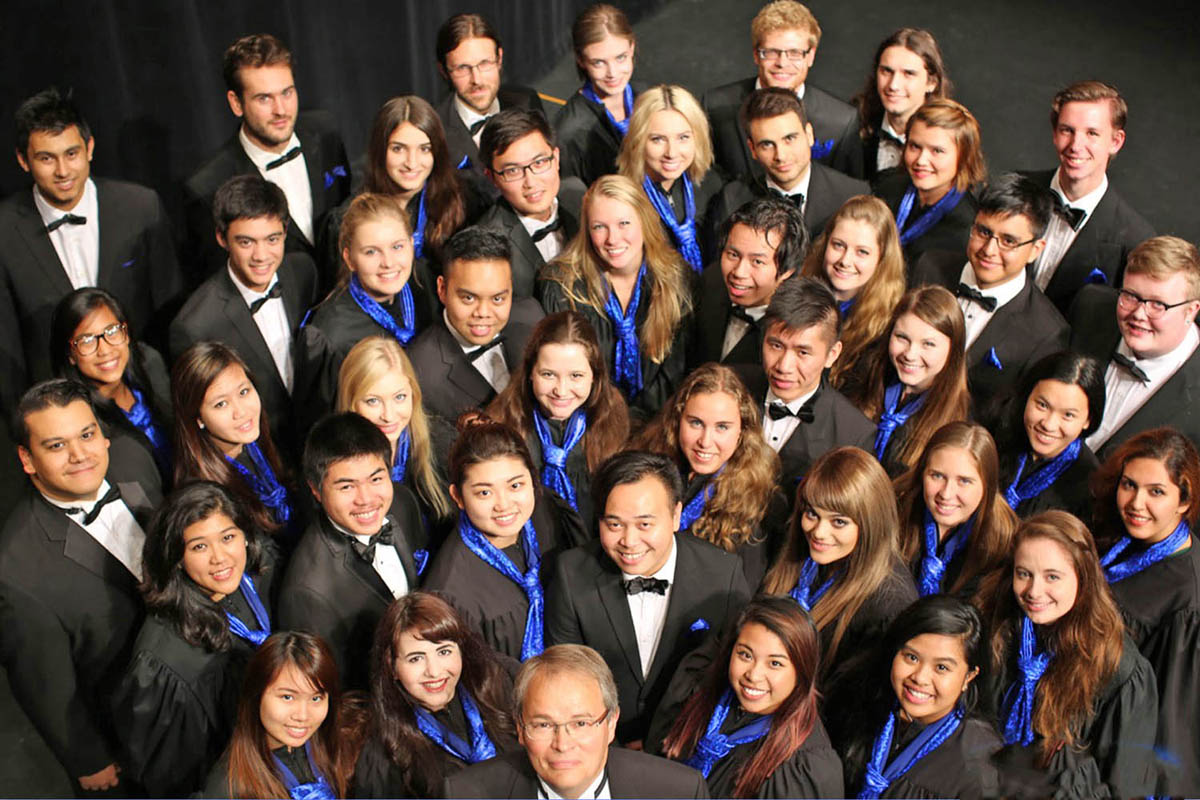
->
xmin=643 ymin=534 xmax=694 ymax=689
xmin=966 ymin=280 xmax=1032 ymax=366
xmin=36 ymin=499 xmax=139 ymax=593
xmin=217 ymin=271 xmax=288 ymax=394
xmin=13 ymin=195 xmax=74 ymax=296
xmin=318 ymin=515 xmax=394 ymax=604
xmin=596 ymin=565 xmax=645 ymax=683
xmin=436 ymin=324 xmax=495 ymax=401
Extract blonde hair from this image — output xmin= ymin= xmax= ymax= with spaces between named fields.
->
xmin=751 ymin=0 xmax=821 ymax=48
xmin=617 ymin=85 xmax=713 ymax=185
xmin=1125 ymin=235 xmax=1200 ymax=299
xmin=336 ymin=192 xmax=414 ymax=290
xmin=907 ymin=99 xmax=987 ymax=194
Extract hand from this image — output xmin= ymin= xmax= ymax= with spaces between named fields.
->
xmin=78 ymin=763 xmax=120 ymax=791
xmin=624 ymin=739 xmax=644 ymax=751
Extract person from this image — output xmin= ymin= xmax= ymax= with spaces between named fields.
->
xmin=200 ymin=631 xmax=354 ymax=799
xmin=353 ymin=591 xmax=520 ymax=798
xmin=0 ymin=88 xmax=182 ymax=423
xmin=170 ymin=175 xmax=318 ymax=455
xmin=689 ymin=196 xmax=806 ymax=370
xmin=894 ymin=421 xmax=1018 ymax=598
xmin=976 ymin=511 xmax=1159 ymax=798
xmin=51 ymin=287 xmax=174 ymax=484
xmin=996 ymin=351 xmax=1105 ymax=521
xmin=478 ymin=108 xmax=587 ymax=298
xmin=277 ymin=412 xmax=428 ymax=690
xmin=407 ymin=227 xmax=546 ymax=421
xmin=655 ymin=597 xmax=844 ymax=798
xmin=434 ymin=13 xmax=547 ymax=183
xmin=839 ymin=595 xmax=1002 ymax=799
xmin=486 ymin=311 xmax=631 ymax=542
xmin=799 ymin=195 xmax=904 ymax=389
xmin=874 ymin=99 xmax=986 ymax=267
xmin=546 ymin=450 xmax=751 ymax=745
xmin=848 ymin=286 xmax=969 ymax=476
xmin=0 ymin=379 xmax=161 ymax=795
xmin=555 ymin=4 xmax=643 ymax=186
xmin=1090 ymin=428 xmax=1200 ymax=793
xmin=850 ymin=28 xmax=951 ymax=183
xmin=113 ymin=482 xmax=277 ymax=797
xmin=538 ymin=174 xmax=692 ymax=420
xmin=909 ymin=173 xmax=1070 ymax=422
xmin=703 ymin=1 xmax=859 ymax=179
xmin=636 ymin=364 xmax=786 ymax=586
xmin=618 ymin=85 xmax=723 ymax=271
xmin=1022 ymin=81 xmax=1155 ymax=312
xmin=183 ymin=34 xmax=350 ymax=286
xmin=1069 ymin=235 xmax=1200 ymax=458
xmin=423 ymin=420 xmax=584 ymax=666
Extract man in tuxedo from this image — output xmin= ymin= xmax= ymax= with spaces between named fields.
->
xmin=0 ymin=88 xmax=182 ymax=423
xmin=183 ymin=34 xmax=350 ymax=288
xmin=910 ymin=173 xmax=1070 ymax=422
xmin=703 ymin=1 xmax=858 ymax=180
xmin=546 ymin=451 xmax=749 ymax=745
xmin=1022 ymin=81 xmax=1153 ymax=312
xmin=170 ymin=175 xmax=317 ymax=455
xmin=0 ymin=379 xmax=161 ymax=795
xmin=444 ymin=644 xmax=709 ymax=799
xmin=1070 ymin=235 xmax=1200 ymax=458
xmin=277 ymin=413 xmax=427 ymax=690
xmin=478 ymin=108 xmax=586 ymax=298
xmin=407 ymin=227 xmax=545 ymax=420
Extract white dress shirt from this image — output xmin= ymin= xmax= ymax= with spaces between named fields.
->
xmin=622 ymin=537 xmax=678 ymax=678
xmin=455 ymin=95 xmax=501 ymax=149
xmin=240 ymin=128 xmax=314 ymax=244
xmin=956 ymin=263 xmax=1027 ymax=349
xmin=877 ymin=118 xmax=906 ymax=173
xmin=444 ymin=310 xmax=510 ymax=392
xmin=228 ymin=266 xmax=294 ymax=392
xmin=538 ymin=768 xmax=610 ymax=800
xmin=1031 ymin=169 xmax=1109 ymax=290
xmin=721 ymin=303 xmax=767 ymax=359
xmin=332 ymin=517 xmax=410 ymax=599
xmin=518 ymin=198 xmax=564 ymax=264
xmin=762 ymin=385 xmax=818 ymax=452
xmin=33 ymin=178 xmax=100 ymax=288
xmin=42 ymin=479 xmax=145 ymax=580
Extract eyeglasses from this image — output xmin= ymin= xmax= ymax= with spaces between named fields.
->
xmin=493 ymin=153 xmax=556 ymax=183
xmin=70 ymin=322 xmax=128 ymax=355
xmin=755 ymin=46 xmax=812 ymax=63
xmin=522 ymin=708 xmax=610 ymax=742
xmin=969 ymin=223 xmax=1038 ymax=253
xmin=446 ymin=57 xmax=500 ymax=79
xmin=1116 ymin=288 xmax=1197 ymax=319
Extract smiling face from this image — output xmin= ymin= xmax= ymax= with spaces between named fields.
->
xmin=889 ymin=312 xmax=952 ymax=393
xmin=259 ymin=663 xmax=328 ymax=750
xmin=181 ymin=511 xmax=247 ymax=602
xmin=747 ymin=111 xmax=813 ymax=191
xmin=532 ymin=342 xmax=594 ymax=421
xmin=876 ymin=45 xmax=937 ymax=127
xmin=344 ymin=215 xmax=414 ymax=303
xmin=519 ymin=670 xmax=617 ymax=799
xmin=385 ymin=121 xmax=434 ymax=202
xmin=678 ymin=391 xmax=741 ymax=477
xmin=220 ymin=214 xmax=287 ymax=294
xmin=587 ymin=194 xmax=644 ymax=275
xmin=599 ymin=475 xmax=681 ymax=576
xmin=761 ymin=321 xmax=841 ymax=404
xmin=394 ymin=631 xmax=462 ymax=713
xmin=1117 ymin=457 xmax=1190 ymax=545
xmin=923 ymin=446 xmax=984 ymax=534
xmin=753 ymin=28 xmax=816 ymax=91
xmin=800 ymin=503 xmax=859 ymax=565
xmin=490 ymin=131 xmax=560 ymax=221
xmin=451 ymin=455 xmax=535 ymax=548
xmin=228 ymin=64 xmax=298 ymax=152
xmin=643 ymin=109 xmax=695 ymax=186
xmin=18 ymin=399 xmax=110 ymax=503
xmin=823 ymin=218 xmax=881 ymax=302
xmin=1053 ymin=99 xmax=1125 ymax=198
xmin=438 ymin=258 xmax=513 ymax=346
xmin=18 ymin=125 xmax=94 ymax=211
xmin=1117 ymin=271 xmax=1200 ymax=359
xmin=1013 ymin=536 xmax=1079 ymax=625
xmin=722 ymin=222 xmax=792 ymax=308
xmin=315 ymin=453 xmax=393 ymax=537
xmin=1023 ymin=379 xmax=1090 ymax=460
xmin=69 ymin=305 xmax=130 ymax=391
xmin=890 ymin=632 xmax=977 ymax=725
xmin=968 ymin=211 xmax=1045 ymax=290
xmin=444 ymin=37 xmax=503 ymax=114
xmin=580 ymin=34 xmax=635 ymax=99
xmin=354 ymin=370 xmax=413 ymax=447
xmin=904 ymin=121 xmax=958 ymax=204
xmin=198 ymin=364 xmax=262 ymax=456
xmin=728 ymin=621 xmax=798 ymax=715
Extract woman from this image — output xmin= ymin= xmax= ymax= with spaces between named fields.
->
xmin=114 ymin=482 xmax=276 ymax=797
xmin=636 ymin=363 xmax=786 ymax=587
xmin=841 ymin=595 xmax=1002 ymax=799
xmin=798 ymin=196 xmax=905 ymax=389
xmin=353 ymin=591 xmax=520 ymax=797
xmin=617 ymin=84 xmax=723 ymax=271
xmin=976 ymin=511 xmax=1158 ymax=798
xmin=659 ymin=597 xmax=843 ymax=798
xmin=538 ymin=174 xmax=693 ymax=420
xmin=487 ymin=311 xmax=631 ymax=542
xmin=894 ymin=422 xmax=1018 ymax=598
xmin=50 ymin=288 xmax=173 ymax=483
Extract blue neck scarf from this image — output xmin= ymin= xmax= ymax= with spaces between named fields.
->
xmin=581 ymin=82 xmax=634 ymax=137
xmin=411 ymin=188 xmax=428 ymax=260
xmin=894 ymin=184 xmax=965 ymax=247
xmin=533 ymin=409 xmax=587 ymax=512
xmin=684 ymin=688 xmax=773 ymax=778
xmin=123 ymin=384 xmax=171 ymax=477
xmin=272 ymin=742 xmax=335 ymax=800
xmin=391 ymin=428 xmax=411 ymax=483
xmin=679 ymin=468 xmax=722 ymax=531
xmin=1101 ymin=520 xmax=1190 ymax=584
xmin=604 ymin=263 xmax=646 ymax=398
xmin=918 ymin=509 xmax=974 ymax=596
xmin=457 ymin=513 xmax=544 ymax=660
xmin=874 ymin=383 xmax=925 ymax=460
xmin=838 ymin=298 xmax=855 ymax=318
xmin=1001 ymin=615 xmax=1052 ymax=746
xmin=348 ymin=274 xmax=417 ymax=346
xmin=227 ymin=442 xmax=292 ymax=526
xmin=858 ymin=707 xmax=964 ymax=799
xmin=790 ymin=557 xmax=839 ymax=612
xmin=225 ymin=573 xmax=271 ymax=646
xmin=642 ymin=174 xmax=703 ymax=272
xmin=1005 ymin=439 xmax=1082 ymax=510
xmin=412 ymin=689 xmax=497 ymax=764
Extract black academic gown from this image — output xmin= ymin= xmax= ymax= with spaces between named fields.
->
xmin=201 ymin=742 xmax=319 ymax=799
xmin=646 ymin=171 xmax=726 ymax=266
xmin=679 ymin=472 xmax=784 ymax=590
xmin=1000 ymin=444 xmax=1099 ymax=523
xmin=555 ymin=82 xmax=648 ymax=187
xmin=88 ymin=343 xmax=175 ymax=487
xmin=523 ymin=417 xmax=594 ymax=545
xmin=700 ymin=708 xmax=844 ymax=799
xmin=874 ymin=169 xmax=979 ymax=268
xmin=400 ymin=413 xmax=458 ymax=547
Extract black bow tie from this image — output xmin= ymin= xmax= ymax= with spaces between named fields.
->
xmin=65 ymin=484 xmax=122 ymax=526
xmin=46 ymin=213 xmax=87 ymax=233
xmin=728 ymin=304 xmax=759 ymax=326
xmin=1112 ymin=352 xmax=1150 ymax=383
xmin=467 ymin=336 xmax=506 ymax=363
xmin=767 ymin=400 xmax=815 ymax=423
xmin=772 ymin=189 xmax=805 ymax=208
xmin=468 ymin=116 xmax=493 ymax=136
xmin=955 ymin=283 xmax=998 ymax=312
xmin=249 ymin=282 xmax=283 ymax=315
xmin=265 ymin=145 xmax=302 ymax=170
xmin=531 ymin=218 xmax=562 ymax=243
xmin=350 ymin=518 xmax=394 ymax=563
xmin=1054 ymin=196 xmax=1087 ymax=231
xmin=879 ymin=127 xmax=904 ymax=147
xmin=625 ymin=576 xmax=669 ymax=595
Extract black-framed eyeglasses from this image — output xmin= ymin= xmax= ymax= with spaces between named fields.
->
xmin=522 ymin=708 xmax=610 ymax=742
xmin=755 ymin=47 xmax=812 ymax=63
xmin=446 ymin=58 xmax=500 ymax=78
xmin=70 ymin=322 xmax=128 ymax=355
xmin=969 ymin=223 xmax=1038 ymax=253
xmin=1116 ymin=288 xmax=1197 ymax=319
xmin=493 ymin=153 xmax=556 ymax=183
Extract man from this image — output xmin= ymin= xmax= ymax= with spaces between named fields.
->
xmin=445 ymin=644 xmax=709 ymax=799
xmin=1070 ymin=235 xmax=1200 ymax=458
xmin=435 ymin=13 xmax=546 ymax=184
xmin=170 ymin=175 xmax=318 ymax=454
xmin=910 ymin=173 xmax=1070 ymax=421
xmin=702 ymin=1 xmax=858 ymax=180
xmin=183 ymin=34 xmax=350 ymax=287
xmin=277 ymin=413 xmax=427 ymax=689
xmin=733 ymin=277 xmax=875 ymax=492
xmin=478 ymin=108 xmax=587 ymax=298
xmin=1022 ymin=81 xmax=1154 ymax=312
xmin=546 ymin=451 xmax=749 ymax=745
xmin=690 ymin=197 xmax=805 ymax=369
xmin=0 ymin=88 xmax=182 ymax=422
xmin=407 ymin=227 xmax=545 ymax=420
xmin=0 ymin=380 xmax=161 ymax=795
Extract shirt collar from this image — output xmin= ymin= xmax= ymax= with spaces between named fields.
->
xmin=1118 ymin=323 xmax=1200 ymax=378
xmin=960 ymin=261 xmax=1027 ymax=308
xmin=239 ymin=128 xmax=302 ymax=172
xmin=766 ymin=163 xmax=812 ymax=199
xmin=443 ymin=309 xmax=502 ymax=354
xmin=537 ymin=766 xmax=608 ymax=800
xmin=766 ymin=383 xmax=818 ymax=413
xmin=454 ymin=94 xmax=500 ymax=130
xmin=1050 ymin=167 xmax=1108 ymax=216
xmin=227 ymin=262 xmax=280 ymax=306
xmin=880 ymin=116 xmax=905 ymax=143
xmin=33 ymin=176 xmax=97 ymax=224
xmin=518 ymin=198 xmax=560 ymax=237
xmin=753 ymin=77 xmax=805 ymax=100
xmin=620 ymin=531 xmax=678 ymax=583
xmin=41 ymin=478 xmax=109 ymax=514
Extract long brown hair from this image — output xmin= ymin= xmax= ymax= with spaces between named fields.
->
xmin=906 ymin=99 xmax=987 ymax=194
xmin=852 ymin=28 xmax=952 ymax=139
xmin=571 ymin=4 xmax=635 ymax=80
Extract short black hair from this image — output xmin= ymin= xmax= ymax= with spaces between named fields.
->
xmin=977 ymin=172 xmax=1055 ymax=239
xmin=212 ymin=174 xmax=290 ymax=236
xmin=13 ymin=378 xmax=96 ymax=449
xmin=592 ymin=450 xmax=684 ymax=516
xmin=480 ymin=108 xmax=556 ymax=172
xmin=442 ymin=226 xmax=512 ymax=276
xmin=303 ymin=412 xmax=392 ymax=489
xmin=722 ymin=196 xmax=810 ymax=277
xmin=15 ymin=87 xmax=91 ymax=154
xmin=763 ymin=276 xmax=841 ymax=342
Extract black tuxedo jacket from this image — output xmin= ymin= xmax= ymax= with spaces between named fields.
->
xmin=0 ymin=453 xmax=161 ymax=778
xmin=436 ymin=86 xmax=547 ymax=188
xmin=1021 ymin=169 xmax=1155 ymax=312
xmin=546 ymin=534 xmax=750 ymax=743
xmin=0 ymin=178 xmax=183 ymax=422
xmin=476 ymin=177 xmax=586 ymax=298
xmin=182 ymin=110 xmax=351 ymax=287
xmin=554 ymin=81 xmax=649 ymax=187
xmin=276 ymin=489 xmax=426 ymax=690
xmin=702 ymin=77 xmax=860 ymax=179
xmin=688 ymin=260 xmax=767 ymax=370
xmin=875 ymin=168 xmax=979 ymax=267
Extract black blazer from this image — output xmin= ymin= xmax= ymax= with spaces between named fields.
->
xmin=688 ymin=261 xmax=768 ymax=371
xmin=545 ymin=534 xmax=751 ymax=743
xmin=554 ymin=82 xmax=649 ymax=187
xmin=436 ymin=86 xmax=547 ymax=187
xmin=874 ymin=169 xmax=979 ymax=267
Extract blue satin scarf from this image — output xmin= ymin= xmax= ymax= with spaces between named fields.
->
xmin=642 ymin=174 xmax=703 ymax=272
xmin=894 ymin=184 xmax=965 ymax=247
xmin=226 ymin=442 xmax=292 ymax=526
xmin=790 ymin=557 xmax=839 ymax=612
xmin=412 ymin=688 xmax=497 ymax=763
xmin=123 ymin=385 xmax=171 ymax=477
xmin=272 ymin=741 xmax=335 ymax=800
xmin=348 ymin=274 xmax=417 ymax=346
xmin=858 ymin=707 xmax=964 ymax=798
xmin=581 ymin=83 xmax=634 ymax=137
xmin=917 ymin=509 xmax=974 ymax=596
xmin=1004 ymin=439 xmax=1082 ymax=510
xmin=1000 ymin=615 xmax=1052 ymax=746
xmin=391 ymin=428 xmax=411 ymax=483
xmin=1101 ymin=519 xmax=1190 ymax=584
xmin=604 ymin=263 xmax=647 ymax=398
xmin=225 ymin=573 xmax=271 ymax=646
xmin=684 ymin=688 xmax=773 ymax=778
xmin=534 ymin=409 xmax=587 ymax=512
xmin=874 ymin=383 xmax=925 ymax=461
xmin=457 ymin=513 xmax=545 ymax=660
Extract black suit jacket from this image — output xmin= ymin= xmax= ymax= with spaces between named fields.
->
xmin=1021 ymin=169 xmax=1155 ymax=312
xmin=875 ymin=169 xmax=979 ymax=267
xmin=688 ymin=260 xmax=767 ymax=370
xmin=546 ymin=534 xmax=751 ymax=743
xmin=476 ymin=178 xmax=586 ymax=298
xmin=436 ymin=86 xmax=547 ymax=187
